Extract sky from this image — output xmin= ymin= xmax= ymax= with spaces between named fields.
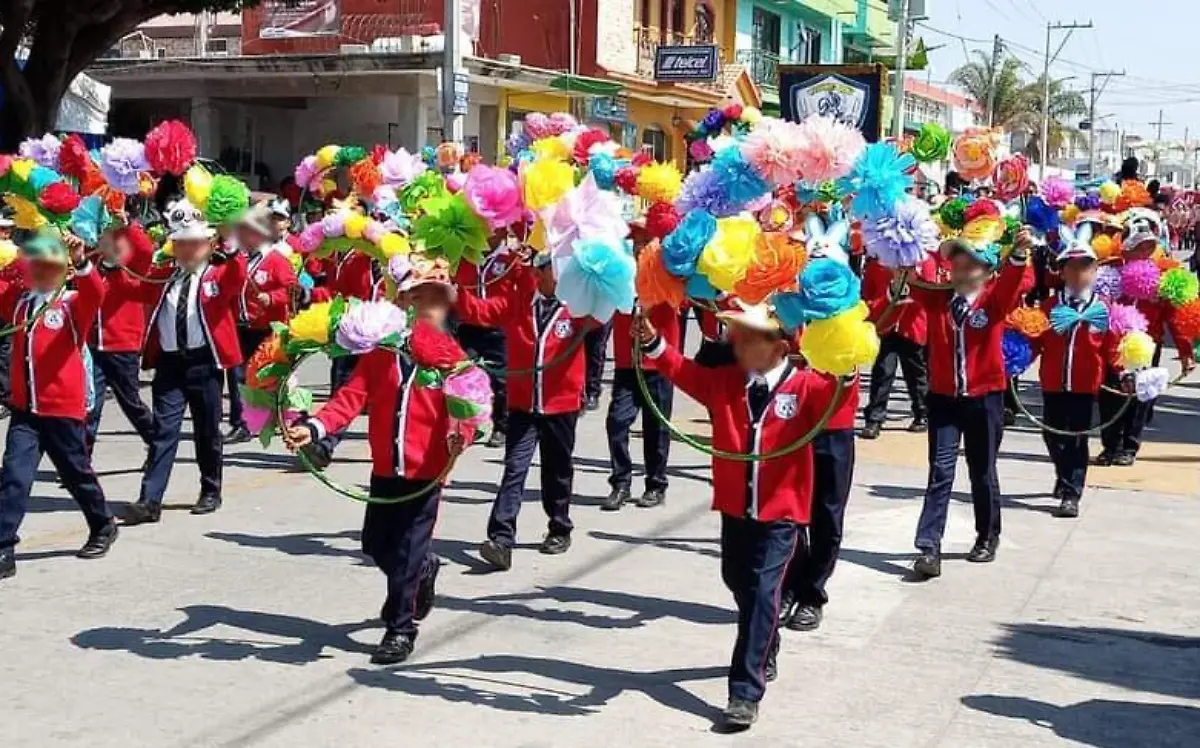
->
xmin=914 ymin=0 xmax=1200 ymax=143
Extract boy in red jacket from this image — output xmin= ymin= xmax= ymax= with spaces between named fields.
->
xmin=860 ymin=256 xmax=932 ymax=437
xmin=122 ymin=200 xmax=247 ymax=526
xmin=225 ymin=204 xmax=298 ymax=444
xmin=455 ymin=251 xmax=588 ymax=571
xmin=907 ymin=230 xmax=1032 ymax=578
xmin=285 ymin=260 xmax=469 ymax=665
xmin=0 ymin=230 xmax=117 ymax=581
xmin=453 ymin=243 xmax=517 ymax=448
xmin=639 ymin=303 xmax=839 ymax=731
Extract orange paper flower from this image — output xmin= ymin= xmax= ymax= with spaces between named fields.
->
xmin=1156 ymin=255 xmax=1182 ymax=272
xmin=101 ymin=187 xmax=126 ymax=214
xmin=247 ymin=334 xmax=289 ymax=390
xmin=636 ymin=240 xmax=686 ymax=309
xmin=349 ymin=158 xmax=383 ymax=197
xmin=734 ymin=231 xmax=806 ymax=305
xmin=1115 ymin=179 xmax=1152 ymax=211
xmin=1007 ymin=306 xmax=1051 ymax=338
xmin=1172 ymin=299 xmax=1200 ymax=342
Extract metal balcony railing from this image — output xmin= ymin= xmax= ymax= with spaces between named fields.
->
xmin=634 ymin=25 xmax=691 ymax=78
xmin=737 ymin=48 xmax=780 ymax=90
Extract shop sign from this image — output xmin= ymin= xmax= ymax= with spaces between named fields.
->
xmin=653 ymin=45 xmax=719 ymax=82
xmin=590 ymin=95 xmax=629 ymax=123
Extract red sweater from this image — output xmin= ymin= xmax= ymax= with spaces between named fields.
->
xmin=94 ymin=228 xmax=155 ymax=353
xmin=455 ymin=265 xmax=590 ymax=415
xmin=649 ymin=343 xmax=839 ymax=523
xmin=2 ymin=265 xmax=105 ymax=420
xmin=1034 ymin=293 xmax=1120 ymax=394
xmin=240 ymin=249 xmax=297 ymax=329
xmin=611 ymin=305 xmax=679 ymax=372
xmin=863 ymin=257 xmax=933 ymax=345
xmin=307 ymin=347 xmax=454 ymax=492
xmin=912 ymin=260 xmax=1028 ymax=398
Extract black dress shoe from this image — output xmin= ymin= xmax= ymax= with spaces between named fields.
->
xmin=1093 ymin=450 xmax=1115 ymax=466
xmin=765 ymin=636 xmax=780 ymax=682
xmin=485 ymin=429 xmax=506 ymax=449
xmin=299 ymin=442 xmax=333 ymax=470
xmin=1003 ymin=410 xmax=1017 ymax=427
xmin=0 ymin=405 xmax=10 ymax=420
xmin=908 ymin=416 xmax=928 ymax=433
xmin=370 ymin=630 xmax=414 ymax=665
xmin=76 ymin=522 xmax=118 ymax=559
xmin=786 ymin=604 xmax=823 ymax=632
xmin=777 ymin=590 xmax=797 ymax=625
xmin=1053 ymin=497 xmax=1080 ymax=518
xmin=601 ymin=487 xmax=630 ymax=512
xmin=859 ymin=422 xmax=883 ymax=440
xmin=539 ymin=533 xmax=572 ymax=555
xmin=415 ymin=560 xmax=439 ymax=621
xmin=636 ymin=488 xmax=665 ymax=508
xmin=121 ymin=501 xmax=161 ymax=526
xmin=721 ymin=698 xmax=759 ymax=731
xmin=585 ymin=394 xmax=600 ymax=411
xmin=1114 ymin=452 xmax=1136 ymax=467
xmin=479 ymin=539 xmax=512 ymax=571
xmin=966 ymin=536 xmax=999 ymax=563
xmin=913 ymin=549 xmax=942 ymax=578
xmin=0 ymin=548 xmax=14 ymax=581
xmin=224 ymin=425 xmax=253 ymax=445
xmin=191 ymin=494 xmax=222 ymax=515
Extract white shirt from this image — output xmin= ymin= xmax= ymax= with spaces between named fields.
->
xmin=158 ymin=264 xmax=208 ymax=352
xmin=746 ymin=358 xmax=790 ymax=392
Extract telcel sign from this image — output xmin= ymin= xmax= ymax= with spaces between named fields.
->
xmin=653 ymin=45 xmax=719 ymax=82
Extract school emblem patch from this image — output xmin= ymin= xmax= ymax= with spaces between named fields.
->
xmin=553 ymin=319 xmax=573 ymax=339
xmin=489 ymin=261 xmax=506 ymax=277
xmin=42 ymin=308 xmax=64 ymax=330
xmin=253 ymin=270 xmax=269 ymax=285
xmin=774 ymin=393 xmax=797 ymax=420
xmin=203 ymin=280 xmax=219 ymax=299
xmin=968 ymin=309 xmax=989 ymax=329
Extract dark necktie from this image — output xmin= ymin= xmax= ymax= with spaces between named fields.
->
xmin=176 ymin=272 xmax=193 ymax=351
xmin=950 ymin=295 xmax=970 ymax=326
xmin=748 ymin=380 xmax=770 ymax=422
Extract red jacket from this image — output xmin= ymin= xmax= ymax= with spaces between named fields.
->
xmin=2 ymin=265 xmax=105 ymax=420
xmin=1034 ymin=293 xmax=1121 ymax=394
xmin=455 ymin=265 xmax=589 ymax=415
xmin=826 ymin=373 xmax=860 ymax=431
xmin=612 ymin=305 xmax=679 ymax=372
xmin=863 ymin=257 xmax=933 ymax=345
xmin=133 ymin=253 xmax=248 ymax=371
xmin=912 ymin=260 xmax=1028 ymax=398
xmin=649 ymin=343 xmax=839 ymax=524
xmin=311 ymin=251 xmax=380 ymax=304
xmin=454 ymin=250 xmax=519 ymax=302
xmin=306 ymin=347 xmax=454 ymax=492
xmin=94 ymin=224 xmax=154 ymax=353
xmin=240 ymin=249 xmax=297 ymax=329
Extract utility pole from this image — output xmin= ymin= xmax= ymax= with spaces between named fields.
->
xmin=986 ymin=34 xmax=1002 ymax=127
xmin=891 ymin=0 xmax=911 ymax=139
xmin=1088 ymin=69 xmax=1124 ymax=179
xmin=1040 ymin=20 xmax=1092 ymax=180
xmin=441 ymin=0 xmax=465 ymax=144
xmin=1148 ymin=109 xmax=1172 ymax=179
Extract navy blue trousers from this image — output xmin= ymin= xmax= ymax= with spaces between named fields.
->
xmin=784 ymin=428 xmax=855 ymax=607
xmin=363 ymin=482 xmax=441 ymax=638
xmin=86 ymin=349 xmax=155 ymax=450
xmin=225 ymin=327 xmax=270 ymax=429
xmin=456 ymin=324 xmax=508 ymax=434
xmin=584 ymin=319 xmax=611 ymax=401
xmin=139 ymin=351 xmax=224 ymax=505
xmin=487 ymin=410 xmax=577 ymax=547
xmin=915 ymin=392 xmax=1004 ymax=552
xmin=605 ymin=369 xmax=673 ymax=493
xmin=863 ymin=333 xmax=928 ymax=424
xmin=1042 ymin=392 xmax=1094 ymax=501
xmin=1099 ymin=371 xmax=1152 ymax=456
xmin=721 ymin=514 xmax=797 ymax=703
xmin=0 ymin=409 xmax=112 ymax=549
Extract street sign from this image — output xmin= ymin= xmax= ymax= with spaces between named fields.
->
xmin=452 ymin=71 xmax=469 ymax=116
xmin=653 ymin=45 xmax=719 ymax=82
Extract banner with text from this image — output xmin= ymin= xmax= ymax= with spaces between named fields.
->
xmin=259 ymin=0 xmax=342 ymax=39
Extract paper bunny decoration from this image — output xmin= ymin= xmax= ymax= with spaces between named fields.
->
xmin=1056 ymin=222 xmax=1096 ymax=263
xmin=804 ymin=214 xmax=850 ymax=265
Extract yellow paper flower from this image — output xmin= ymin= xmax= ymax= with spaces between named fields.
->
xmin=320 ymin=178 xmax=338 ymax=196
xmin=343 ymin=213 xmax=368 ymax=240
xmin=637 ymin=162 xmax=683 ymax=203
xmin=698 ymin=215 xmax=760 ymax=291
xmin=741 ymin=106 xmax=763 ymax=125
xmin=184 ymin=164 xmax=212 ymax=209
xmin=522 ymin=158 xmax=575 ymax=212
xmin=1117 ymin=330 xmax=1155 ymax=370
xmin=3 ymin=195 xmax=46 ymax=230
xmin=800 ymin=302 xmax=881 ymax=376
xmin=531 ymin=137 xmax=571 ymax=162
xmin=161 ymin=240 xmax=175 ymax=258
xmin=961 ymin=215 xmax=1005 ymax=245
xmin=0 ymin=240 xmax=18 ymax=269
xmin=316 ymin=145 xmax=341 ymax=170
xmin=10 ymin=159 xmax=33 ymax=182
xmin=288 ymin=301 xmax=332 ymax=345
xmin=379 ymin=232 xmax=410 ymax=257
xmin=1061 ymin=204 xmax=1080 ymax=225
xmin=1098 ymin=181 xmax=1121 ymax=204
xmin=527 ymin=218 xmax=547 ymax=252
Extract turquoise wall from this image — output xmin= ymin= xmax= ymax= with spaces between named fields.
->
xmin=733 ymin=1 xmax=842 ymax=64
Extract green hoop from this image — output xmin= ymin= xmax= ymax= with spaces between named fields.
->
xmin=476 ymin=326 xmax=590 ymax=377
xmin=1008 ymin=378 xmax=1134 ymax=437
xmin=0 ymin=277 xmax=69 ymax=339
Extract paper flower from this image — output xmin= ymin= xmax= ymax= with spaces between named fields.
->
xmin=1002 ymin=329 xmax=1035 ymax=375
xmin=387 ymin=254 xmax=413 ymax=283
xmin=739 ymin=119 xmax=803 ymax=188
xmin=589 ymin=152 xmax=618 ymax=190
xmin=348 ymin=158 xmax=383 ymax=197
xmin=735 ymin=231 xmax=805 ymax=305
xmin=1007 ymin=306 xmax=1051 ymax=338
xmin=1117 ymin=330 xmax=1155 ymax=370
xmin=57 ymin=134 xmax=92 ymax=180
xmin=0 ymin=240 xmax=17 ymax=270
xmin=247 ymin=335 xmax=288 ymax=389
xmin=1134 ymin=367 xmax=1171 ymax=403
xmin=557 ymin=235 xmax=636 ymax=323
xmin=184 ymin=164 xmax=213 ymax=208
xmin=293 ymin=155 xmax=322 ymax=193
xmin=380 ymin=147 xmax=428 ymax=187
xmin=1120 ymin=259 xmax=1162 ymax=302
xmin=697 ymin=214 xmax=759 ymax=292
xmin=637 ymin=162 xmax=684 ymax=203
xmin=19 ymin=134 xmax=61 ymax=169
xmin=800 ymin=302 xmax=880 ymax=376
xmin=675 ymin=168 xmax=740 ymax=217
xmin=910 ymin=122 xmax=951 ymax=164
xmin=379 ymin=232 xmax=410 ymax=258
xmin=710 ymin=146 xmax=770 ymax=208
xmin=689 ymin=139 xmax=714 ymax=163
xmin=315 ymin=145 xmax=341 ymax=170
xmin=444 ymin=366 xmax=494 ymax=432
xmin=614 ymin=165 xmax=640 ymax=195
xmin=1041 ymin=176 xmax=1074 ymax=208
xmin=334 ymin=299 xmax=408 ymax=354
xmin=1095 ymin=265 xmax=1122 ymax=300
xmin=1107 ymin=303 xmax=1148 ymax=335
xmin=952 ymin=130 xmax=996 ymax=181
xmin=289 ymin=301 xmax=333 ymax=345
xmin=542 ymin=173 xmax=630 ymax=258
xmin=464 ymin=165 xmax=523 ymax=230
xmin=1025 ymin=196 xmax=1060 ymax=236
xmin=992 ymin=154 xmax=1029 ymax=201
xmin=3 ymin=194 xmax=46 ymax=230
xmin=643 ymin=201 xmax=680 ymax=240
xmin=791 ymin=115 xmax=865 ymax=183
xmin=571 ymin=128 xmax=610 ymax=166
xmin=1158 ymin=267 xmax=1199 ymax=307
xmin=849 ymin=143 xmax=915 ymax=220
xmin=522 ymin=157 xmax=575 ymax=212
xmin=39 ymin=182 xmax=80 ymax=214
xmin=1117 ymin=179 xmax=1152 ymax=211
xmin=399 ymin=170 xmax=448 ymax=212
xmin=775 ymin=257 xmax=860 ymax=330
xmin=547 ymin=112 xmax=578 ymax=135
xmin=862 ymin=196 xmax=939 ymax=268
xmin=938 ymin=197 xmax=968 ymax=231
xmin=661 ymin=209 xmax=716 ymax=278
xmin=100 ymin=138 xmax=149 ymax=195
xmin=144 ymin=120 xmax=196 ymax=176
xmin=636 ymin=240 xmax=686 ymax=309
xmin=1173 ymin=298 xmax=1200 ymax=342
xmin=204 ymin=175 xmax=250 ymax=225
xmin=1092 ymin=234 xmax=1117 ymax=262
xmin=412 ymin=193 xmax=490 ymax=269
xmin=1098 ymin=181 xmax=1121 ymax=204
xmin=408 ymin=319 xmax=467 ymax=371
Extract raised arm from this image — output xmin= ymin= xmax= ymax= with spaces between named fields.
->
xmin=302 ymin=349 xmax=384 ymax=439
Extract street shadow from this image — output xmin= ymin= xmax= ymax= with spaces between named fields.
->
xmin=206 ymin=529 xmax=369 ymax=565
xmin=588 ymin=529 xmax=721 ymax=560
xmin=440 ymin=480 xmax=499 ymax=506
xmin=961 ymin=695 xmax=1200 ymax=748
xmin=348 ymin=654 xmax=725 ymax=722
xmin=866 ymin=485 xmax=1051 ymax=510
xmin=570 ymin=455 xmax=714 ymax=486
xmin=71 ymin=605 xmax=375 ymax=665
xmin=435 ymin=585 xmax=733 ymax=629
xmin=14 ymin=548 xmax=78 ymax=561
xmin=839 ymin=547 xmax=970 ymax=581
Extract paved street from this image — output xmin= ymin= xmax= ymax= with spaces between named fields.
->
xmin=1 ymin=351 xmax=1198 ymax=748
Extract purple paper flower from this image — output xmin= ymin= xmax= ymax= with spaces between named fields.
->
xmin=335 ymin=300 xmax=408 ymax=354
xmin=702 ymin=109 xmax=725 ymax=132
xmin=862 ymin=196 xmax=939 ymax=268
xmin=19 ymin=134 xmax=61 ymax=169
xmin=320 ymin=212 xmax=345 ymax=237
xmin=294 ymin=155 xmax=323 ymax=192
xmin=100 ymin=138 xmax=150 ymax=195
xmin=380 ymin=147 xmax=428 ymax=188
xmin=1095 ymin=265 xmax=1122 ymax=300
xmin=1041 ymin=176 xmax=1074 ymax=208
xmin=675 ymin=168 xmax=740 ymax=218
xmin=387 ymin=254 xmax=413 ymax=284
xmin=506 ymin=130 xmax=531 ymax=158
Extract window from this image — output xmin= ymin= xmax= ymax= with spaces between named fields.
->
xmin=206 ymin=38 xmax=229 ymax=54
xmin=751 ymin=7 xmax=781 ymax=54
xmin=799 ymin=24 xmax=822 ymax=64
xmin=642 ymin=127 xmax=668 ymax=162
xmin=694 ymin=1 xmax=715 ymax=44
xmin=155 ymin=46 xmax=167 ymax=58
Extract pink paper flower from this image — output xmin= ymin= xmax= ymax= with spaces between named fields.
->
xmin=244 ymin=403 xmax=298 ymax=436
xmin=1120 ymin=259 xmax=1162 ymax=301
xmin=334 ymin=300 xmax=408 ymax=354
xmin=793 ymin=115 xmax=866 ymax=184
xmin=1041 ymin=176 xmax=1075 ymax=208
xmin=1108 ymin=303 xmax=1149 ymax=335
xmin=464 ymin=165 xmax=524 ymax=230
xmin=546 ymin=112 xmax=578 ymax=136
xmin=523 ymin=112 xmax=553 ymax=140
xmin=542 ymin=173 xmax=630 ymax=258
xmin=992 ymin=154 xmax=1029 ymax=201
xmin=740 ymin=119 xmax=805 ymax=188
xmin=443 ymin=365 xmax=494 ymax=431
xmin=380 ymin=147 xmax=427 ymax=187
xmin=297 ymin=222 xmax=325 ymax=253
xmin=446 ymin=169 xmax=469 ymax=193
xmin=294 ymin=155 xmax=323 ymax=192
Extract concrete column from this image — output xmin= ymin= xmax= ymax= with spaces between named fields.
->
xmin=190 ymin=96 xmax=218 ymax=159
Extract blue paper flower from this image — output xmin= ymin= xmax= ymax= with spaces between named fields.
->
xmin=777 ymin=258 xmax=861 ymax=328
xmin=676 ymin=169 xmax=740 ymax=217
xmin=1002 ymin=329 xmax=1034 ymax=376
xmin=710 ymin=146 xmax=769 ymax=208
xmin=849 ymin=143 xmax=915 ymax=220
xmin=590 ymin=152 xmax=618 ymax=191
xmin=686 ymin=273 xmax=719 ymax=301
xmin=557 ymin=235 xmax=636 ymax=323
xmin=662 ymin=209 xmax=716 ymax=278
xmin=28 ymin=165 xmax=62 ymax=193
xmin=1025 ymin=195 xmax=1060 ymax=235
xmin=70 ymin=195 xmax=110 ymax=247
xmin=702 ymin=109 xmax=725 ymax=132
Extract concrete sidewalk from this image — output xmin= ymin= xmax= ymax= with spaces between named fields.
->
xmin=1 ymin=357 xmax=1197 ymax=747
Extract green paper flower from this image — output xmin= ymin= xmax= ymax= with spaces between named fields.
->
xmin=1001 ymin=216 xmax=1021 ymax=246
xmin=1159 ymin=267 xmax=1199 ymax=307
xmin=334 ymin=146 xmax=368 ymax=167
xmin=412 ymin=193 xmax=489 ymax=269
xmin=911 ymin=123 xmax=951 ymax=164
xmin=939 ymin=197 xmax=968 ymax=230
xmin=400 ymin=170 xmax=449 ymax=213
xmin=205 ymin=175 xmax=250 ymax=225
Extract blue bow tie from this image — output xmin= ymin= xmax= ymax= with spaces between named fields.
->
xmin=1050 ymin=302 xmax=1109 ymax=334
